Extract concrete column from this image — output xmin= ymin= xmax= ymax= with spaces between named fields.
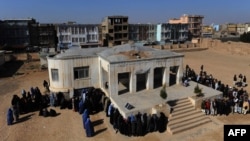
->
xmin=163 ymin=67 xmax=170 ymax=87
xmin=130 ymin=72 xmax=136 ymax=93
xmin=109 ymin=67 xmax=118 ymax=97
xmin=176 ymin=60 xmax=184 ymax=85
xmin=99 ymin=62 xmax=103 ymax=89
xmin=146 ymin=69 xmax=153 ymax=90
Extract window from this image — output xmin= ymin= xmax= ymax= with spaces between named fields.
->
xmin=51 ymin=69 xmax=59 ymax=81
xmin=74 ymin=66 xmax=89 ymax=79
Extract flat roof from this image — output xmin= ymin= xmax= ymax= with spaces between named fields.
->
xmin=51 ymin=47 xmax=108 ymax=59
xmin=49 ymin=44 xmax=184 ymax=61
xmin=98 ymin=44 xmax=184 ymax=63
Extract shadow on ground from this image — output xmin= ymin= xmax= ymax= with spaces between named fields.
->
xmin=0 ymin=60 xmax=24 ymax=78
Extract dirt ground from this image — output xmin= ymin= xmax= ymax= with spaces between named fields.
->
xmin=0 ymin=48 xmax=250 ymax=141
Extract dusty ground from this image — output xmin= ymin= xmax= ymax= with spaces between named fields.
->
xmin=0 ymin=48 xmax=250 ymax=141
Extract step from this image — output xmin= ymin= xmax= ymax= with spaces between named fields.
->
xmin=168 ymin=112 xmax=206 ymax=126
xmin=169 ymin=115 xmax=209 ymax=128
xmin=171 ymin=106 xmax=195 ymax=116
xmin=169 ymin=118 xmax=212 ymax=135
xmin=172 ymin=104 xmax=194 ymax=112
xmin=169 ymin=110 xmax=202 ymax=121
xmin=168 ymin=98 xmax=190 ymax=106
xmin=172 ymin=101 xmax=191 ymax=109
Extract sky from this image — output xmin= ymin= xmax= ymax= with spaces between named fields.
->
xmin=0 ymin=0 xmax=249 ymax=25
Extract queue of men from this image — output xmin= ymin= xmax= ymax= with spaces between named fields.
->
xmin=183 ymin=64 xmax=250 ymax=116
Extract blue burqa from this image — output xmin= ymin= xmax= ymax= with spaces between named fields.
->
xmin=82 ymin=109 xmax=89 ymax=129
xmin=7 ymin=108 xmax=14 ymax=125
xmin=84 ymin=118 xmax=94 ymax=137
xmin=78 ymin=100 xmax=84 ymax=114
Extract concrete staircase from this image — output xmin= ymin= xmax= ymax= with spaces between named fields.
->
xmin=167 ymin=98 xmax=212 ymax=135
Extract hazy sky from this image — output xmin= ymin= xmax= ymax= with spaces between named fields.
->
xmin=0 ymin=0 xmax=249 ymax=25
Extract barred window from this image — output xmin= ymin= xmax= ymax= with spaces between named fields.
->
xmin=51 ymin=69 xmax=59 ymax=81
xmin=74 ymin=66 xmax=89 ymax=79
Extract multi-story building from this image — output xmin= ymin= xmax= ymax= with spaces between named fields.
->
xmin=56 ymin=22 xmax=99 ymax=49
xmin=169 ymin=14 xmax=204 ymax=38
xmin=237 ymin=24 xmax=246 ymax=35
xmin=100 ymin=16 xmax=128 ymax=47
xmin=128 ymin=24 xmax=149 ymax=41
xmin=201 ymin=25 xmax=214 ymax=38
xmin=156 ymin=23 xmax=188 ymax=43
xmin=0 ymin=18 xmax=39 ymax=50
xmin=38 ymin=24 xmax=57 ymax=49
xmin=148 ymin=24 xmax=157 ymax=42
xmin=227 ymin=23 xmax=237 ymax=35
xmin=156 ymin=23 xmax=170 ymax=42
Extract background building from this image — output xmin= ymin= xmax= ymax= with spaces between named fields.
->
xmin=226 ymin=23 xmax=237 ymax=35
xmin=148 ymin=24 xmax=157 ymax=42
xmin=56 ymin=22 xmax=99 ymax=50
xmin=128 ymin=24 xmax=149 ymax=41
xmin=201 ymin=25 xmax=214 ymax=38
xmin=156 ymin=23 xmax=188 ymax=43
xmin=236 ymin=24 xmax=246 ymax=35
xmin=169 ymin=14 xmax=204 ymax=38
xmin=100 ymin=16 xmax=128 ymax=47
xmin=38 ymin=23 xmax=57 ymax=50
xmin=0 ymin=18 xmax=39 ymax=51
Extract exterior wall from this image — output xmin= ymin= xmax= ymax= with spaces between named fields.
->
xmin=47 ymin=56 xmax=100 ymax=96
xmin=201 ymin=38 xmax=250 ymax=55
xmin=106 ymin=57 xmax=183 ymax=97
xmin=99 ymin=58 xmax=110 ymax=95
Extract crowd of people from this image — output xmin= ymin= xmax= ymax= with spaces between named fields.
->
xmin=73 ymin=87 xmax=168 ymax=137
xmin=7 ymin=86 xmax=49 ymax=125
xmin=182 ymin=64 xmax=250 ymax=116
xmin=7 ymin=83 xmax=72 ymax=125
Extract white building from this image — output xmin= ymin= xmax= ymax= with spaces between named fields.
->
xmin=47 ymin=44 xmax=184 ymax=117
xmin=56 ymin=23 xmax=99 ymax=50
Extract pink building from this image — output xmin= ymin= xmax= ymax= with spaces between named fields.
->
xmin=169 ymin=14 xmax=204 ymax=38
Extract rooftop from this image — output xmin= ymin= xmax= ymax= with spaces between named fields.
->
xmin=51 ymin=47 xmax=107 ymax=59
xmin=50 ymin=44 xmax=184 ymax=61
xmin=98 ymin=44 xmax=184 ymax=63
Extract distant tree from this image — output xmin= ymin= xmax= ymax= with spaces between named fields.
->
xmin=240 ymin=32 xmax=250 ymax=43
